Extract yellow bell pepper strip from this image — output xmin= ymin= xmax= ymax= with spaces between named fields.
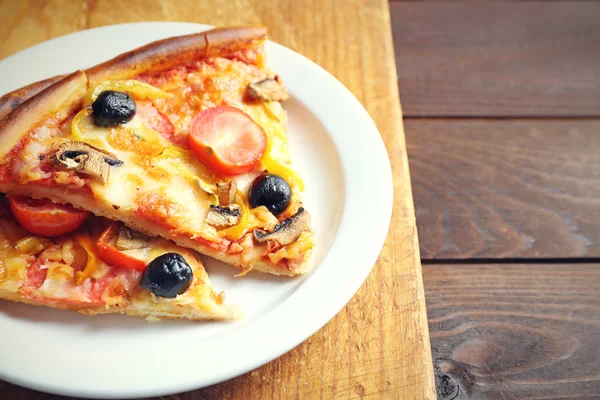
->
xmin=261 ymin=142 xmax=305 ymax=192
xmin=84 ymin=80 xmax=171 ymax=106
xmin=74 ymin=233 xmax=98 ymax=285
xmin=221 ymin=191 xmax=250 ymax=241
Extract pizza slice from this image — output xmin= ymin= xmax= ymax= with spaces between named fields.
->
xmin=0 ymin=26 xmax=314 ymax=277
xmin=0 ymin=196 xmax=241 ymax=321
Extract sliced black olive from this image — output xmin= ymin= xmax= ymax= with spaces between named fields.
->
xmin=91 ymin=90 xmax=136 ymax=127
xmin=248 ymin=173 xmax=291 ymax=216
xmin=140 ymin=253 xmax=193 ymax=298
xmin=103 ymin=157 xmax=124 ymax=167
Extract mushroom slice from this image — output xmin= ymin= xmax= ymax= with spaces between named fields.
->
xmin=253 ymin=207 xmax=311 ymax=246
xmin=206 ymin=204 xmax=242 ymax=228
xmin=216 ymin=181 xmax=237 ymax=206
xmin=194 ymin=177 xmax=218 ymax=204
xmin=247 ymin=78 xmax=289 ymax=102
xmin=116 ymin=226 xmax=150 ymax=250
xmin=51 ymin=141 xmax=123 ymax=184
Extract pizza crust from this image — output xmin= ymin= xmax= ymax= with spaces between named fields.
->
xmin=0 ymin=71 xmax=87 ymax=160
xmin=87 ymin=25 xmax=266 ymax=84
xmin=0 ymin=26 xmax=267 ymax=118
xmin=0 ymin=74 xmax=66 ymax=120
xmin=0 ymin=287 xmax=241 ymax=321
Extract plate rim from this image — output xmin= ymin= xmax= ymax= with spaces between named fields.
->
xmin=0 ymin=22 xmax=394 ymax=398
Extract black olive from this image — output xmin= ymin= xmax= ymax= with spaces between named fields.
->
xmin=140 ymin=253 xmax=193 ymax=298
xmin=248 ymin=173 xmax=291 ymax=216
xmin=91 ymin=90 xmax=136 ymax=127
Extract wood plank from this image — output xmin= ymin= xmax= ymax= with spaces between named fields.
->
xmin=0 ymin=0 xmax=435 ymax=399
xmin=391 ymin=2 xmax=600 ymax=117
xmin=406 ymin=119 xmax=600 ymax=259
xmin=425 ymin=263 xmax=600 ymax=400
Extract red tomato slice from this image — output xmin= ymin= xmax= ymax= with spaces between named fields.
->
xmin=8 ymin=196 xmax=89 ymax=238
xmin=96 ymin=222 xmax=147 ymax=271
xmin=188 ymin=106 xmax=267 ymax=176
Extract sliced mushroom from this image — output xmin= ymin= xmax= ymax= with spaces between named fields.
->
xmin=247 ymin=78 xmax=289 ymax=102
xmin=194 ymin=177 xmax=218 ymax=204
xmin=253 ymin=207 xmax=311 ymax=246
xmin=206 ymin=204 xmax=242 ymax=227
xmin=51 ymin=141 xmax=123 ymax=184
xmin=116 ymin=226 xmax=150 ymax=250
xmin=216 ymin=181 xmax=237 ymax=206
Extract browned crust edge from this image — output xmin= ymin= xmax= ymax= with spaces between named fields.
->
xmin=86 ymin=25 xmax=266 ymax=84
xmin=0 ymin=71 xmax=87 ymax=160
xmin=0 ymin=26 xmax=267 ymax=116
xmin=0 ymin=74 xmax=66 ymax=120
xmin=0 ymin=183 xmax=311 ymax=277
xmin=0 ymin=289 xmax=240 ymax=321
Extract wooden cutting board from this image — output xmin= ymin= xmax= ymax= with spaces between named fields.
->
xmin=0 ymin=0 xmax=435 ymax=398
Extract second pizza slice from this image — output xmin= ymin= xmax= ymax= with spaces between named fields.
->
xmin=0 ymin=197 xmax=241 ymax=321
xmin=0 ymin=26 xmax=314 ymax=277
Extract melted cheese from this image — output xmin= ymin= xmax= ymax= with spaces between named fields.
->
xmin=71 ymin=107 xmax=218 ymax=239
xmin=0 ymin=221 xmax=32 ymax=292
xmin=35 ymin=275 xmax=90 ymax=302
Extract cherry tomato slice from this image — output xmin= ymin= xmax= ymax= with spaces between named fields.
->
xmin=8 ymin=196 xmax=89 ymax=238
xmin=96 ymin=222 xmax=147 ymax=271
xmin=188 ymin=106 xmax=267 ymax=176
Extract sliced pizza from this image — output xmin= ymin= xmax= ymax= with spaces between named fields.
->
xmin=0 ymin=196 xmax=240 ymax=321
xmin=0 ymin=26 xmax=314 ymax=277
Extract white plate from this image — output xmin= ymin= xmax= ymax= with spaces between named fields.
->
xmin=0 ymin=23 xmax=393 ymax=398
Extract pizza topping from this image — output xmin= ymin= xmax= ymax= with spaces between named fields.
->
xmin=220 ymin=191 xmax=250 ymax=240
xmin=188 ymin=106 xmax=267 ymax=176
xmin=267 ymin=231 xmax=315 ymax=265
xmin=206 ymin=204 xmax=242 ymax=227
xmin=8 ymin=196 xmax=89 ymax=238
xmin=248 ymin=173 xmax=291 ymax=216
xmin=116 ymin=226 xmax=150 ymax=251
xmin=61 ymin=238 xmax=88 ymax=270
xmin=97 ymin=222 xmax=147 ymax=271
xmin=85 ymin=80 xmax=171 ymax=106
xmin=74 ymin=233 xmax=97 ymax=285
xmin=217 ymin=181 xmax=237 ymax=206
xmin=14 ymin=236 xmax=52 ymax=255
xmin=253 ymin=207 xmax=311 ymax=246
xmin=247 ymin=78 xmax=289 ymax=102
xmin=140 ymin=253 xmax=193 ymax=298
xmin=91 ymin=91 xmax=136 ymax=127
xmin=51 ymin=141 xmax=123 ymax=184
xmin=261 ymin=143 xmax=305 ymax=192
xmin=136 ymin=101 xmax=176 ymax=142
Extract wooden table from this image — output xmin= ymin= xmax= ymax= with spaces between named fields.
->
xmin=0 ymin=1 xmax=434 ymax=399
xmin=391 ymin=1 xmax=600 ymax=399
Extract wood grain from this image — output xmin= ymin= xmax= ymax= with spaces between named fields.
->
xmin=391 ymin=2 xmax=600 ymax=117
xmin=0 ymin=0 xmax=434 ymax=399
xmin=425 ymin=263 xmax=600 ymax=400
xmin=406 ymin=119 xmax=600 ymax=259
